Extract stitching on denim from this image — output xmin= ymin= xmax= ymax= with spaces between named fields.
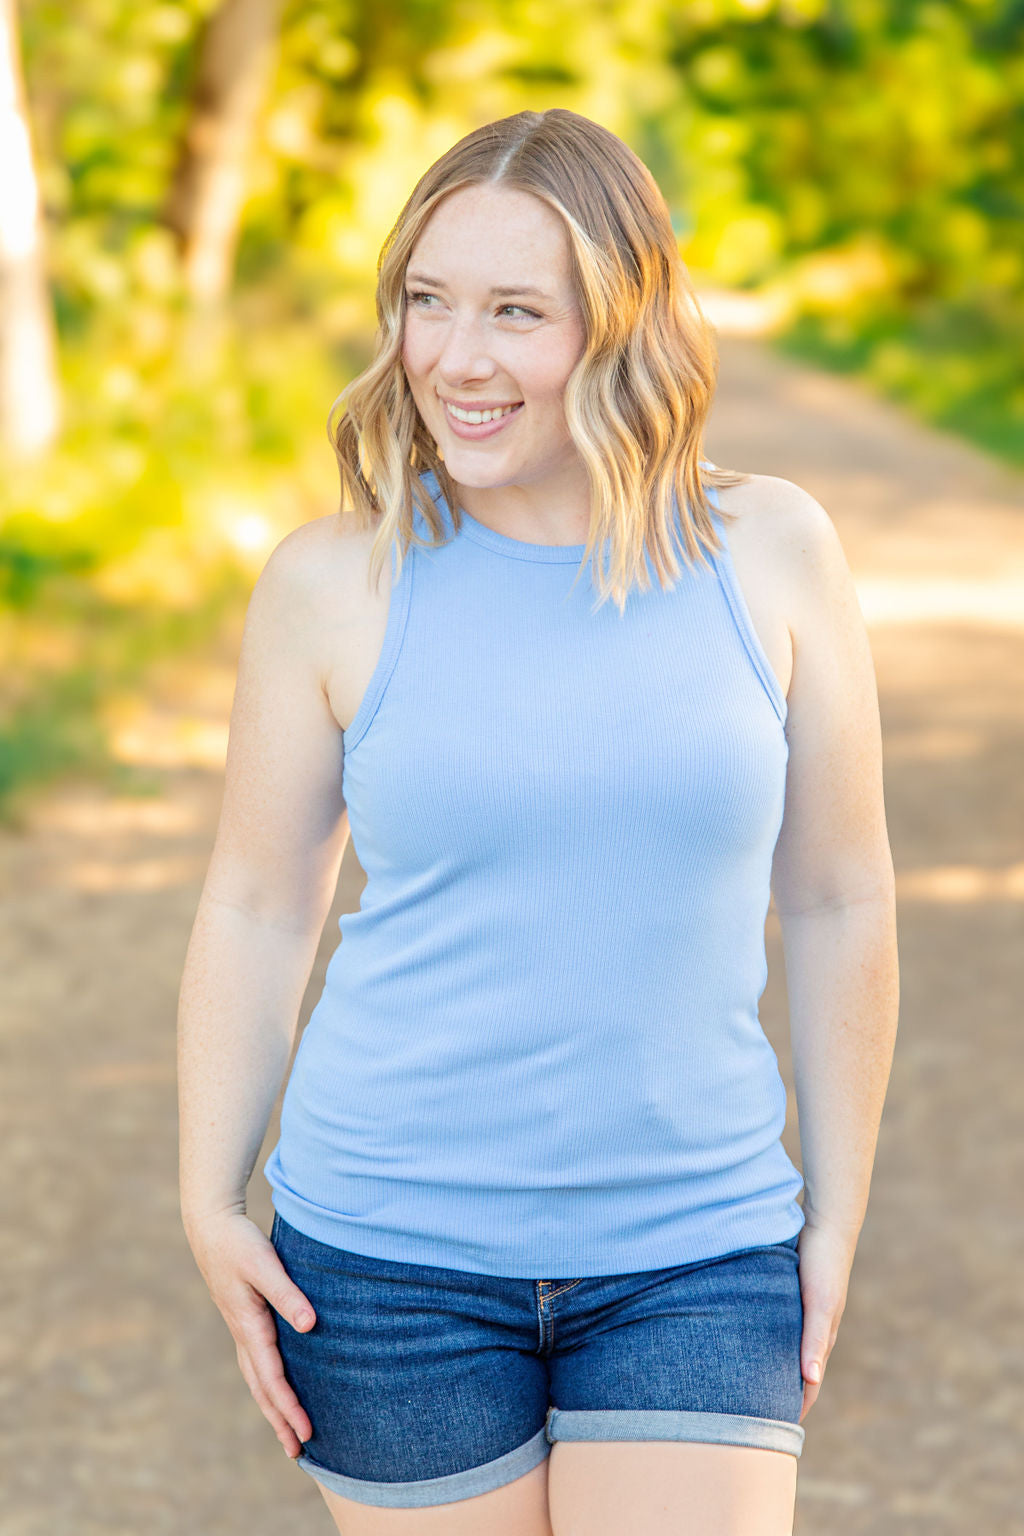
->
xmin=544 ymin=1280 xmax=583 ymax=1301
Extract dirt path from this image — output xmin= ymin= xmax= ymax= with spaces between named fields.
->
xmin=2 ymin=334 xmax=1022 ymax=1535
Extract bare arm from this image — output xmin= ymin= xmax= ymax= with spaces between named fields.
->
xmin=178 ymin=516 xmax=351 ymax=1230
xmin=177 ymin=514 xmax=353 ymax=1457
xmin=177 ymin=904 xmax=332 ymax=1233
xmin=767 ymin=481 xmax=900 ymax=1415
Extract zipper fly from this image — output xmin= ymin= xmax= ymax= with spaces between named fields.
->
xmin=534 ymin=1278 xmax=583 ymax=1353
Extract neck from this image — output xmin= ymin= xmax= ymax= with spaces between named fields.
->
xmin=450 ymin=462 xmax=593 ymax=546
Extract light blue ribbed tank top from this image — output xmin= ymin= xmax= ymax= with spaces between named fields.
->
xmin=263 ymin=464 xmax=805 ymax=1277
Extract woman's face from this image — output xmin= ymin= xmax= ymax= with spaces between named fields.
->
xmin=401 ymin=184 xmax=588 ymax=495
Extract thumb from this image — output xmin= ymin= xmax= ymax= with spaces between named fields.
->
xmin=259 ymin=1251 xmax=317 ymax=1332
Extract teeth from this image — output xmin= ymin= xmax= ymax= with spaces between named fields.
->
xmin=445 ymin=400 xmax=521 ymax=425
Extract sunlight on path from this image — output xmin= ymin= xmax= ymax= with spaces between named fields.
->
xmin=855 ymin=577 xmax=1024 ymax=627
xmin=896 ymin=861 xmax=1024 ymax=902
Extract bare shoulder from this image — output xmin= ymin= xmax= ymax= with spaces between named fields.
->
xmin=256 ymin=508 xmax=379 ymax=612
xmin=253 ymin=508 xmax=392 ymax=734
xmin=714 ymin=471 xmax=844 ymax=559
xmin=716 ymin=480 xmax=894 ymax=911
xmin=713 ymin=472 xmax=856 ymax=627
xmin=252 ymin=508 xmax=385 ymax=664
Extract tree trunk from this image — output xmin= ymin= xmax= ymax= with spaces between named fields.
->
xmin=0 ymin=0 xmax=61 ymax=463
xmin=162 ymin=0 xmax=284 ymax=310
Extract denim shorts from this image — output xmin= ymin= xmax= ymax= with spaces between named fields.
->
xmin=269 ymin=1211 xmax=805 ymax=1510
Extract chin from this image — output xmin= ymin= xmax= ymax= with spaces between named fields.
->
xmin=440 ymin=449 xmax=512 ymax=478
xmin=448 ymin=468 xmax=512 ymax=490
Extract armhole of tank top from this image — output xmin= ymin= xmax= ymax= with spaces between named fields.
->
xmin=704 ymin=483 xmax=789 ymax=727
xmin=342 ymin=540 xmax=415 ymax=757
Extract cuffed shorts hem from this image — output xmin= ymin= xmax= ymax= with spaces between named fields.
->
xmin=294 ymin=1408 xmax=804 ymax=1509
xmin=546 ymin=1407 xmax=805 ymax=1459
xmin=295 ymin=1426 xmax=551 ymax=1509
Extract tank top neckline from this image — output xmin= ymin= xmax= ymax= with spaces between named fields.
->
xmin=420 ymin=464 xmax=720 ymax=565
xmin=457 ymin=505 xmax=591 ymax=563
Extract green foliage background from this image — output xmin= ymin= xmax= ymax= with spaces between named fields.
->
xmin=2 ymin=0 xmax=1022 ymax=812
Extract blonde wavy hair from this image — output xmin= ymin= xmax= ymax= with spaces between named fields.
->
xmin=329 ymin=107 xmax=751 ymax=614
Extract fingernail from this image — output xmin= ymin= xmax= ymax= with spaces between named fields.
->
xmin=295 ymin=1310 xmax=314 ymax=1328
xmin=807 ymin=1361 xmax=821 ymax=1382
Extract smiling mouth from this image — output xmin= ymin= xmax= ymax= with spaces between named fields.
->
xmin=443 ymin=400 xmax=524 ymax=425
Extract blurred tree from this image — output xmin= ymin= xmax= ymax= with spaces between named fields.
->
xmin=0 ymin=0 xmax=60 ymax=461
xmin=162 ymin=0 xmax=284 ymax=314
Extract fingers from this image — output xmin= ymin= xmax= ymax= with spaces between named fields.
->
xmin=235 ymin=1299 xmax=315 ymax=1450
xmin=236 ymin=1338 xmax=309 ymax=1456
xmin=799 ymin=1377 xmax=821 ymax=1424
xmin=188 ymin=1214 xmax=319 ymax=1457
xmin=795 ymin=1227 xmax=851 ymax=1423
xmin=230 ymin=1241 xmax=317 ymax=1450
xmin=801 ymin=1314 xmax=831 ymax=1390
xmin=798 ymin=1298 xmax=841 ymax=1422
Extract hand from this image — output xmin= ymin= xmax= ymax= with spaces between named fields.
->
xmin=795 ymin=1219 xmax=856 ymax=1422
xmin=184 ymin=1209 xmax=317 ymax=1458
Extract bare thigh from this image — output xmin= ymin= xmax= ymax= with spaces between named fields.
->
xmin=314 ymin=1458 xmax=554 ymax=1535
xmin=547 ymin=1441 xmax=798 ymax=1536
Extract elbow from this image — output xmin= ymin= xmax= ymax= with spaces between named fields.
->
xmin=773 ymin=864 xmax=897 ymax=919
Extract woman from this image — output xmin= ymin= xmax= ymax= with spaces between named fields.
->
xmin=178 ymin=109 xmax=899 ymax=1536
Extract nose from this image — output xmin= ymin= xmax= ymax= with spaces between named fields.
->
xmin=435 ymin=312 xmax=497 ymax=387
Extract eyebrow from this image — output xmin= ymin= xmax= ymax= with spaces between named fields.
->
xmin=405 ymin=272 xmax=555 ymax=302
